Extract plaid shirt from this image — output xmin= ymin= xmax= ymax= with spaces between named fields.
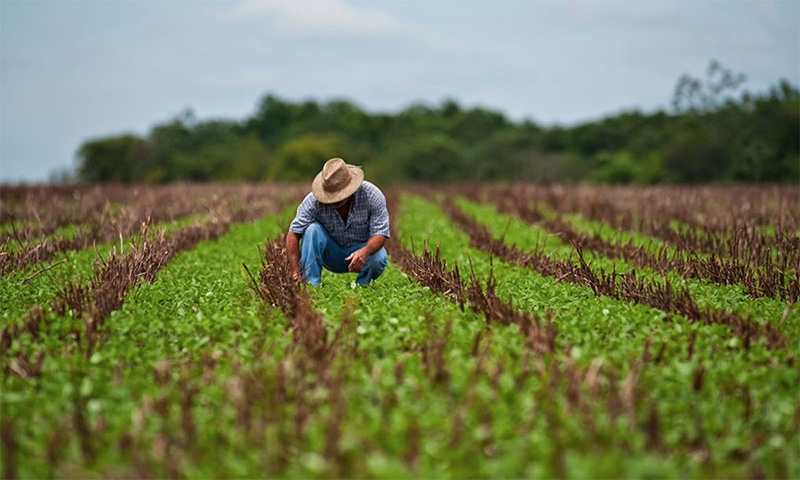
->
xmin=289 ymin=181 xmax=390 ymax=247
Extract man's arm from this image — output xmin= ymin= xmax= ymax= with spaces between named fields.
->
xmin=344 ymin=234 xmax=386 ymax=273
xmin=286 ymin=232 xmax=303 ymax=281
xmin=286 ymin=193 xmax=318 ymax=281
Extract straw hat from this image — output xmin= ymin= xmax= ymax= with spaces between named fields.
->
xmin=311 ymin=158 xmax=364 ymax=204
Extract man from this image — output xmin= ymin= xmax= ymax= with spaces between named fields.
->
xmin=286 ymin=157 xmax=390 ymax=285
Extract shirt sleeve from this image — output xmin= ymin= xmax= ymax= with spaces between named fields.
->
xmin=367 ymin=185 xmax=391 ymax=238
xmin=289 ymin=193 xmax=318 ymax=235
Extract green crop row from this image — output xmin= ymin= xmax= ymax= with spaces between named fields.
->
xmin=0 ymin=215 xmax=207 ymax=326
xmin=454 ymin=196 xmax=796 ymax=325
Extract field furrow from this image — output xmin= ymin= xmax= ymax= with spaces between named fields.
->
xmin=444 ymin=196 xmax=790 ymax=349
xmin=482 ymin=192 xmax=799 ymax=303
xmin=384 ymin=189 xmax=556 ymax=354
xmin=0 ymin=184 xmax=301 ymax=275
xmin=0 ymin=215 xmax=203 ymax=331
xmin=453 ymin=184 xmax=800 ymax=267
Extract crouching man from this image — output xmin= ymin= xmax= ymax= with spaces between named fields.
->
xmin=286 ymin=157 xmax=390 ymax=286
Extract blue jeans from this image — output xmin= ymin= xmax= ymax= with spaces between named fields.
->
xmin=300 ymin=223 xmax=387 ymax=286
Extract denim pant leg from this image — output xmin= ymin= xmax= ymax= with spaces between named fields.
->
xmin=300 ymin=223 xmax=334 ymax=285
xmin=355 ymin=247 xmax=388 ymax=284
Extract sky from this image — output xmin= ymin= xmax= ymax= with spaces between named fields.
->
xmin=1 ymin=0 xmax=798 ymax=184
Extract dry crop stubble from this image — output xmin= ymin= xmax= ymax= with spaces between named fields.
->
xmin=455 ymin=185 xmax=800 ymax=301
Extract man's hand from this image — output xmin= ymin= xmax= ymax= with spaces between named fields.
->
xmin=286 ymin=232 xmax=303 ymax=282
xmin=345 ymin=236 xmax=386 ymax=273
xmin=344 ymin=248 xmax=369 ymax=273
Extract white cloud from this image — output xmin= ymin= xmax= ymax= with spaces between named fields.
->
xmin=190 ymin=0 xmax=528 ymax=106
xmin=202 ymin=0 xmax=484 ymax=61
xmin=211 ymin=0 xmax=410 ymax=39
xmin=560 ymin=0 xmax=682 ymax=26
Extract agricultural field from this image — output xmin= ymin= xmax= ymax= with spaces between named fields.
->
xmin=1 ymin=183 xmax=798 ymax=479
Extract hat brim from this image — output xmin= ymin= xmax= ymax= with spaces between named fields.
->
xmin=311 ymin=165 xmax=364 ymax=204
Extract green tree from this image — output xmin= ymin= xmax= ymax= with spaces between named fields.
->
xmin=394 ymin=134 xmax=466 ymax=182
xmin=446 ymin=105 xmax=511 ymax=144
xmin=268 ymin=133 xmax=347 ymax=181
xmin=672 ymin=59 xmax=747 ymax=114
xmin=469 ymin=129 xmax=538 ymax=181
xmin=248 ymin=95 xmax=294 ymax=147
xmin=76 ymin=134 xmax=147 ymax=183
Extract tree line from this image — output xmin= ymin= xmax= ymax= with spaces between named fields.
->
xmin=75 ymin=61 xmax=799 ymax=184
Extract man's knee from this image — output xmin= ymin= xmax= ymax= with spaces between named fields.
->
xmin=366 ymin=247 xmax=388 ymax=271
